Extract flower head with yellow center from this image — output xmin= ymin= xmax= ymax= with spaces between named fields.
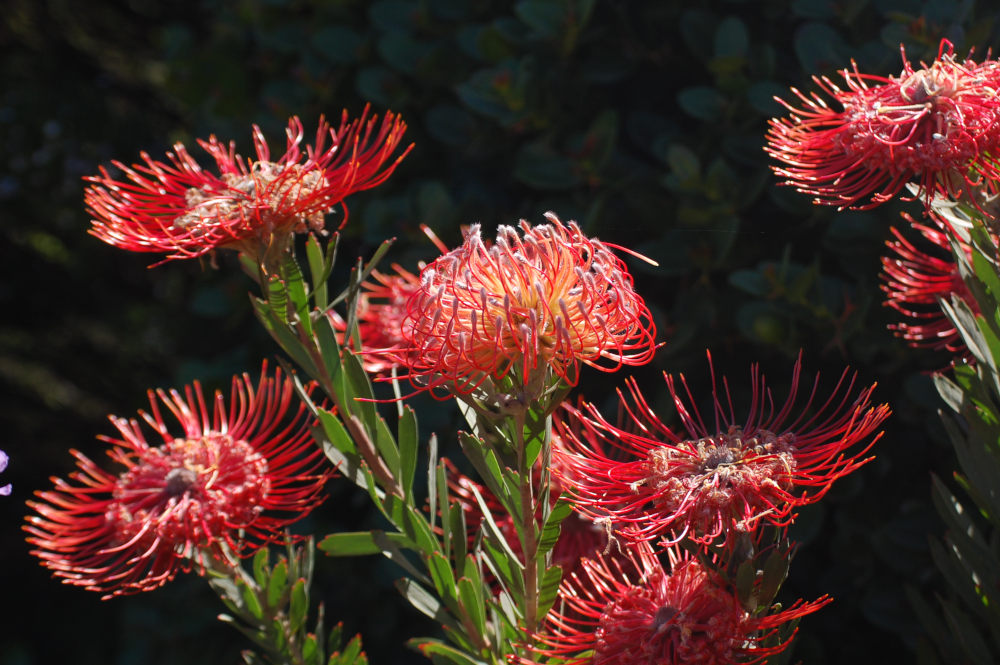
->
xmin=401 ymin=212 xmax=656 ymax=402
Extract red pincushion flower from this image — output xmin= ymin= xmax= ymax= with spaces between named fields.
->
xmin=518 ymin=543 xmax=829 ymax=665
xmin=401 ymin=212 xmax=657 ymax=397
xmin=766 ymin=39 xmax=1000 ymax=209
xmin=552 ymin=353 xmax=890 ymax=547
xmin=24 ymin=363 xmax=333 ymax=598
xmin=881 ymin=216 xmax=977 ymax=357
xmin=86 ymin=108 xmax=410 ymax=263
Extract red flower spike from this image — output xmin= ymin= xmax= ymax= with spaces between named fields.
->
xmin=516 ymin=543 xmax=830 ymax=665
xmin=24 ymin=363 xmax=334 ymax=598
xmin=86 ymin=108 xmax=411 ymax=263
xmin=881 ymin=217 xmax=977 ymax=358
xmin=766 ymin=39 xmax=1000 ymax=210
xmin=401 ymin=212 xmax=657 ymax=397
xmin=552 ymin=353 xmax=890 ymax=547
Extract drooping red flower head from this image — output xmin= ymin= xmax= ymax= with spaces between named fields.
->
xmin=881 ymin=215 xmax=977 ymax=358
xmin=517 ymin=543 xmax=829 ymax=665
xmin=401 ymin=212 xmax=657 ymax=398
xmin=86 ymin=108 xmax=411 ymax=263
xmin=330 ymin=262 xmax=423 ymax=375
xmin=552 ymin=353 xmax=890 ymax=547
xmin=766 ymin=39 xmax=1000 ymax=210
xmin=24 ymin=363 xmax=333 ymax=598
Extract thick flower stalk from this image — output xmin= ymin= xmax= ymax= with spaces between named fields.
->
xmin=518 ymin=543 xmax=829 ymax=665
xmin=553 ymin=354 xmax=890 ymax=546
xmin=881 ymin=216 xmax=977 ymax=357
xmin=24 ymin=363 xmax=333 ymax=598
xmin=766 ymin=39 xmax=1000 ymax=209
xmin=401 ymin=212 xmax=657 ymax=398
xmin=86 ymin=108 xmax=410 ymax=263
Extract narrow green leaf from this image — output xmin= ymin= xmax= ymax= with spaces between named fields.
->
xmin=427 ymin=551 xmax=459 ymax=604
xmin=318 ymin=530 xmax=414 ymax=557
xmin=734 ymin=560 xmax=756 ymax=610
xmin=329 ymin=632 xmax=367 ymax=665
xmin=398 ymin=405 xmax=419 ymax=502
xmin=428 ymin=437 xmax=440 ymax=531
xmin=537 ymin=564 xmax=564 ymax=619
xmin=272 ymin=617 xmax=288 ymax=652
xmin=448 ymin=500 xmax=468 ymax=566
xmin=396 ymin=579 xmax=463 ymax=634
xmin=289 ymin=578 xmax=309 ymax=632
xmin=382 ymin=494 xmax=441 ymax=558
xmin=312 ymin=314 xmax=345 ymax=386
xmin=281 ymin=253 xmax=314 ymax=337
xmin=302 ymin=634 xmax=320 ymax=665
xmin=326 ymin=622 xmax=345 ymax=660
xmin=242 ymin=583 xmax=264 ymax=620
xmin=479 ymin=530 xmax=520 ymax=598
xmin=252 ymin=298 xmax=320 ymax=376
xmin=406 ymin=638 xmax=486 ymax=665
xmin=458 ymin=432 xmax=511 ymax=508
xmin=305 ymin=235 xmax=330 ymax=309
xmin=758 ymin=549 xmax=790 ymax=607
xmin=267 ymin=559 xmax=289 ymax=608
xmin=537 ymin=499 xmax=573 ymax=556
xmin=252 ymin=548 xmax=270 ymax=587
xmin=457 ymin=576 xmax=487 ymax=637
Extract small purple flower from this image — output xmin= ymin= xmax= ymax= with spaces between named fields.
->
xmin=0 ymin=449 xmax=10 ymax=496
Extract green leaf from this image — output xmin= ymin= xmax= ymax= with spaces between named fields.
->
xmin=537 ymin=564 xmax=563 ymax=618
xmin=289 ymin=578 xmax=309 ymax=632
xmin=267 ymin=559 xmax=289 ymax=609
xmin=406 ymin=639 xmax=486 ymax=665
xmin=426 ymin=551 xmax=459 ymax=606
xmin=312 ymin=309 xmax=346 ymax=383
xmin=457 ymin=575 xmax=487 ymax=637
xmin=328 ymin=632 xmax=367 ymax=665
xmin=318 ymin=530 xmax=414 ymax=556
xmin=398 ymin=405 xmax=419 ymax=502
xmin=252 ymin=548 xmax=270 ymax=587
xmin=396 ymin=579 xmax=463 ymax=633
xmin=242 ymin=582 xmax=264 ymax=620
xmin=448 ymin=500 xmax=468 ymax=566
xmin=458 ymin=432 xmax=511 ymax=509
xmin=537 ymin=499 xmax=573 ymax=556
xmin=280 ymin=253 xmax=313 ymax=337
xmin=302 ymin=634 xmax=320 ymax=665
xmin=758 ymin=548 xmax=790 ymax=607
xmin=252 ymin=298 xmax=319 ymax=377
xmin=734 ymin=560 xmax=757 ymax=610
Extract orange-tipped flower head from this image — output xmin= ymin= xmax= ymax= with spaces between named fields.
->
xmin=402 ymin=212 xmax=657 ymax=398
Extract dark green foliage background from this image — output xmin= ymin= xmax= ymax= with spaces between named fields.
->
xmin=1 ymin=0 xmax=994 ymax=663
